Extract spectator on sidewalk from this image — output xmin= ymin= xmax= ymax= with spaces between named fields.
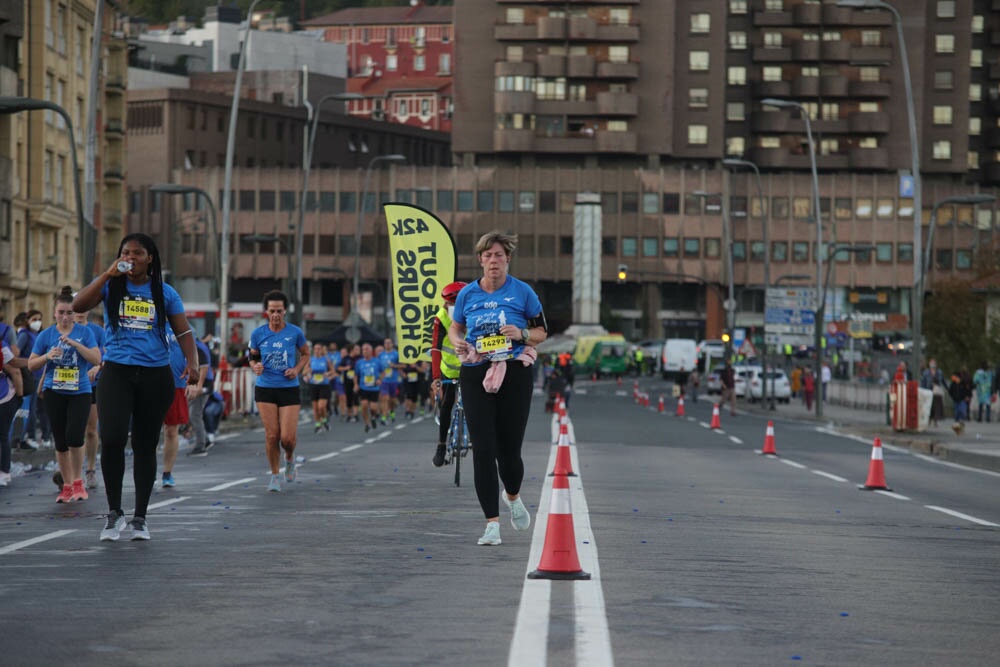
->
xmin=972 ymin=362 xmax=994 ymax=423
xmin=790 ymin=365 xmax=802 ymax=399
xmin=720 ymin=361 xmax=735 ymax=416
xmin=949 ymin=369 xmax=971 ymax=429
xmin=922 ymin=359 xmax=947 ymax=427
xmin=803 ymin=369 xmax=815 ymax=411
xmin=820 ymin=361 xmax=832 ymax=402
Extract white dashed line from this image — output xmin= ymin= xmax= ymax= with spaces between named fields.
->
xmin=729 ymin=436 xmax=743 ymax=444
xmin=395 ymin=424 xmax=406 ymax=431
xmin=699 ymin=422 xmax=710 ymax=429
xmin=341 ymin=444 xmax=363 ymax=453
xmin=779 ymin=459 xmax=807 ymax=469
xmin=811 ymin=470 xmax=848 ymax=483
xmin=873 ymin=490 xmax=910 ymax=501
xmin=310 ymin=451 xmax=340 ymax=462
xmin=206 ymin=477 xmax=256 ymax=491
xmin=0 ymin=530 xmax=76 ymax=556
xmin=377 ymin=431 xmax=391 ymax=440
xmin=924 ymin=505 xmax=999 ymax=527
xmin=146 ymin=496 xmax=191 ymax=511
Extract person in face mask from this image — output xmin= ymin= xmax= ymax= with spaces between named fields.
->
xmin=430 ymin=281 xmax=467 ymax=467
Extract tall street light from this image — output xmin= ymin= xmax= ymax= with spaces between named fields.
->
xmin=761 ymin=97 xmax=825 ymax=415
xmin=149 ymin=184 xmax=220 ymax=300
xmin=295 ymin=92 xmax=362 ymax=329
xmin=244 ymin=234 xmax=294 ymax=299
xmin=837 ymin=0 xmax=923 ymax=385
xmin=692 ymin=190 xmax=736 ymax=361
xmin=218 ymin=0 xmax=261 ymax=358
xmin=724 ymin=158 xmax=771 ymax=407
xmin=351 ymin=154 xmax=406 ymax=326
xmin=0 ymin=97 xmax=91 ymax=285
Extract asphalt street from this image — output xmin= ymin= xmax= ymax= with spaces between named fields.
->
xmin=1 ymin=380 xmax=998 ymax=666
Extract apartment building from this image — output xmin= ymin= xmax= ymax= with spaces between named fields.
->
xmin=1 ymin=0 xmax=127 ymax=315
xmin=442 ymin=0 xmax=1000 ymax=340
xmin=302 ymin=4 xmax=454 ymax=132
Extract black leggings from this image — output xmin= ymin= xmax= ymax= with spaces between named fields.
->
xmin=98 ymin=362 xmax=174 ymax=518
xmin=460 ymin=361 xmax=534 ymax=519
xmin=437 ymin=381 xmax=456 ymax=444
xmin=43 ymin=391 xmax=91 ymax=452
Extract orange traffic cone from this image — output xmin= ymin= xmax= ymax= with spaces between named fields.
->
xmin=761 ymin=420 xmax=778 ymax=456
xmin=710 ymin=403 xmax=722 ymax=429
xmin=527 ymin=473 xmax=590 ymax=580
xmin=617 ymin=376 xmax=622 ymax=387
xmin=657 ymin=395 xmax=664 ymax=413
xmin=549 ymin=416 xmax=576 ymax=477
xmin=860 ymin=437 xmax=892 ymax=491
xmin=676 ymin=395 xmax=685 ymax=417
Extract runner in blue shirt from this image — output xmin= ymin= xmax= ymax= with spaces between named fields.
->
xmin=73 ymin=308 xmax=105 ymax=490
xmin=159 ymin=325 xmax=193 ymax=487
xmin=73 ymin=233 xmax=199 ymax=542
xmin=337 ymin=344 xmax=360 ymax=423
xmin=378 ymin=338 xmax=402 ymax=424
xmin=354 ymin=342 xmax=384 ymax=432
xmin=326 ymin=342 xmax=342 ymax=419
xmin=449 ymin=231 xmax=548 ymax=547
xmin=248 ymin=290 xmax=309 ymax=493
xmin=28 ymin=287 xmax=101 ymax=504
xmin=303 ymin=342 xmax=335 ymax=433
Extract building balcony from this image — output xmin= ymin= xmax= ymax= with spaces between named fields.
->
xmin=537 ymin=16 xmax=566 ymax=39
xmin=535 ymin=135 xmax=595 ymax=153
xmin=985 ymin=128 xmax=1000 ymax=149
xmin=849 ymin=147 xmax=889 ymax=170
xmin=753 ymin=10 xmax=792 ymax=26
xmin=792 ymin=40 xmax=821 ymax=61
xmin=567 ymin=54 xmax=595 ymax=77
xmin=536 ymin=99 xmax=596 ymax=116
xmin=105 ymin=119 xmax=125 ymax=135
xmin=595 ymin=60 xmax=639 ymax=79
xmin=849 ymin=111 xmax=890 ymax=134
xmin=793 ymin=3 xmax=822 ymax=24
xmin=988 ymin=93 xmax=1000 ymax=115
xmin=982 ymin=161 xmax=1000 ymax=184
xmin=816 ymin=153 xmax=849 ymax=169
xmin=851 ymin=45 xmax=892 ymax=64
xmin=991 ymin=30 xmax=1000 ymax=47
xmin=103 ymin=165 xmax=125 ymax=181
xmin=849 ymin=79 xmax=891 ymax=97
xmin=595 ymin=23 xmax=639 ymax=41
xmin=822 ymin=5 xmax=854 ymax=24
xmin=568 ymin=16 xmax=597 ymax=40
xmin=850 ymin=10 xmax=892 ymax=27
xmin=753 ymin=46 xmax=791 ymax=62
xmin=791 ymin=77 xmax=819 ymax=97
xmin=494 ymin=23 xmax=537 ymax=41
xmin=494 ymin=60 xmax=535 ymax=77
xmin=753 ymin=80 xmax=791 ymax=97
xmin=493 ymin=128 xmax=534 ymax=152
xmin=750 ymin=147 xmax=811 ymax=169
xmin=989 ymin=62 xmax=1000 ymax=79
xmin=596 ymin=91 xmax=637 ymax=115
xmin=494 ymin=91 xmax=536 ymax=114
xmin=751 ymin=111 xmax=790 ymax=133
xmin=820 ymin=75 xmax=850 ymax=96
xmin=820 ymin=40 xmax=852 ymax=61
xmin=595 ymin=130 xmax=637 ymax=153
xmin=535 ymin=54 xmax=566 ymax=77
xmin=814 ymin=118 xmax=849 ymax=134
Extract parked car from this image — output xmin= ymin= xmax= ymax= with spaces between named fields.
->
xmin=747 ymin=368 xmax=792 ymax=403
xmin=696 ymin=339 xmax=726 ymax=367
xmin=705 ymin=363 xmax=726 ymax=394
xmin=733 ymin=365 xmax=762 ymax=398
xmin=661 ymin=338 xmax=698 ymax=380
xmin=888 ymin=339 xmax=913 ymax=354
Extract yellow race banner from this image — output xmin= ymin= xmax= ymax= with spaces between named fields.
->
xmin=383 ymin=203 xmax=456 ymax=363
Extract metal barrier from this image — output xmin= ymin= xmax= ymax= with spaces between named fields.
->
xmin=826 ymin=379 xmax=888 ymax=413
xmin=216 ymin=367 xmax=258 ymax=416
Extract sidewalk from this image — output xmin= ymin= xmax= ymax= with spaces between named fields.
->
xmin=740 ymin=395 xmax=1000 ymax=473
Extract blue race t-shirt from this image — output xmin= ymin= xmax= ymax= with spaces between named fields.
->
xmin=308 ymin=356 xmax=330 ymax=385
xmin=327 ymin=351 xmax=342 ymax=386
xmin=453 ymin=275 xmax=543 ymax=365
xmin=354 ymin=357 xmax=383 ymax=391
xmin=249 ymin=323 xmax=307 ymax=389
xmin=166 ymin=327 xmax=188 ymax=389
xmin=101 ymin=280 xmax=185 ymax=366
xmin=195 ymin=338 xmax=214 ymax=383
xmin=32 ymin=324 xmax=97 ymax=395
xmin=378 ymin=349 xmax=400 ymax=383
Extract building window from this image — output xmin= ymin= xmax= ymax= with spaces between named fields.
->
xmin=414 ymin=54 xmax=425 ymax=71
xmin=608 ymin=46 xmax=630 ymax=64
xmin=936 ymin=1 xmax=955 ymax=18
xmin=609 ymin=8 xmax=631 ymax=25
xmin=689 ymin=88 xmax=708 ymax=108
xmin=688 ymin=125 xmax=708 ymax=145
xmin=970 ymin=83 xmax=982 ymax=101
xmin=931 ymin=105 xmax=953 ymax=126
xmin=762 ymin=66 xmax=783 ymax=82
xmin=386 ymin=54 xmax=397 ymax=71
xmin=793 ymin=197 xmax=811 ymax=221
xmin=861 ymin=30 xmax=881 ymax=46
xmin=239 ymin=190 xmax=256 ymax=211
xmin=934 ymin=70 xmax=953 ymax=90
xmin=935 ymin=249 xmax=952 ymax=269
xmin=319 ymin=192 xmax=335 ymax=212
xmin=683 ymin=239 xmax=700 ymax=258
xmin=705 ymin=238 xmax=720 ymax=259
xmin=875 ymin=243 xmax=892 ymax=262
xmin=970 ymin=49 xmax=982 ymax=68
xmin=898 ymin=243 xmax=913 ymax=263
xmin=956 ymin=249 xmax=972 ymax=269
xmin=602 ymin=237 xmax=617 ymax=256
xmin=477 ymin=191 xmax=494 ymax=212
xmin=972 ymin=15 xmax=984 ymax=33
xmin=968 ymin=152 xmax=980 ymax=170
xmin=771 ymin=197 xmax=788 ymax=219
xmin=439 ymin=54 xmax=451 ymax=74
xmin=765 ymin=0 xmax=784 ymax=9
xmin=457 ymin=191 xmax=474 ymax=212
xmin=519 ymin=191 xmax=535 ymax=212
xmin=750 ymin=241 xmax=765 ymax=262
xmin=642 ymin=193 xmax=659 ymax=214
xmin=792 ymin=242 xmax=809 ymax=262
xmin=622 ymin=192 xmax=639 ymax=214
xmin=729 ymin=32 xmax=747 ymax=50
xmin=690 ymin=14 xmax=710 ymax=33
xmin=663 ymin=193 xmax=679 ymax=214
xmin=772 ymin=242 xmax=787 ymax=262
xmin=935 ymin=34 xmax=954 ymax=53
xmin=622 ymin=237 xmax=637 ymax=257
xmin=560 ymin=236 xmax=574 ymax=256
xmin=732 ymin=242 xmax=746 ymax=261
xmin=730 ymin=0 xmax=748 ymax=13
xmin=437 ymin=190 xmax=453 ymax=211
xmin=689 ymin=51 xmax=709 ymax=71
xmin=726 ymin=102 xmax=745 ymax=122
xmin=728 ymin=67 xmax=746 ymax=85
xmin=764 ymin=32 xmax=783 ymax=48
xmin=498 ymin=190 xmax=515 ymax=212
xmin=642 ymin=238 xmax=658 ymax=257
xmin=506 ymin=46 xmax=523 ymax=62
xmin=877 ymin=198 xmax=894 ymax=219
xmin=663 ymin=238 xmax=678 ymax=258
xmin=933 ymin=140 xmax=952 ymax=160
xmin=506 ymin=8 xmax=524 ymax=24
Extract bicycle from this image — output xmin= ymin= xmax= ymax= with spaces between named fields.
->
xmin=443 ymin=384 xmax=472 ymax=487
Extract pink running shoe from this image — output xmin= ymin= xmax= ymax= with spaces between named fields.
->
xmin=56 ymin=484 xmax=74 ymax=503
xmin=71 ymin=479 xmax=89 ymax=502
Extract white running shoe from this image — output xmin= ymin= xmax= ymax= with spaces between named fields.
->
xmin=502 ymin=491 xmax=531 ymax=531
xmin=477 ymin=521 xmax=502 ymax=546
xmin=100 ymin=511 xmax=127 ymax=542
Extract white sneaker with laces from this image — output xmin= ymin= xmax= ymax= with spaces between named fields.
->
xmin=502 ymin=491 xmax=531 ymax=531
xmin=477 ymin=521 xmax=501 ymax=546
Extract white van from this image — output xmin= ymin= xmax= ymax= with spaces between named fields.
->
xmin=661 ymin=338 xmax=698 ymax=380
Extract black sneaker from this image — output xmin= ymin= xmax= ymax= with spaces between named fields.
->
xmin=188 ymin=445 xmax=208 ymax=457
xmin=52 ymin=470 xmax=64 ymax=489
xmin=432 ymin=444 xmax=447 ymax=468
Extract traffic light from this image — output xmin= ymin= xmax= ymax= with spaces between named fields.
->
xmin=616 ymin=264 xmax=628 ymax=284
xmin=721 ymin=332 xmax=731 ymax=344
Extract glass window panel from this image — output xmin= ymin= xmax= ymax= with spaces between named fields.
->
xmin=705 ymin=238 xmax=720 ymax=259
xmin=898 ymin=243 xmax=913 ymax=262
xmin=750 ymin=241 xmax=765 ymax=261
xmin=437 ymin=190 xmax=453 ymax=211
xmin=457 ymin=190 xmax=474 ymax=211
xmin=642 ymin=193 xmax=659 ymax=214
xmin=602 ymin=237 xmax=617 ymax=255
xmin=477 ymin=191 xmax=494 ymax=212
xmin=622 ymin=237 xmax=637 ymax=257
xmin=792 ymin=242 xmax=809 ymax=262
xmin=622 ymin=192 xmax=639 ymax=214
xmin=956 ymin=249 xmax=971 ymax=269
xmin=539 ymin=191 xmax=556 ymax=212
xmin=731 ymin=241 xmax=746 ymax=261
xmin=663 ymin=238 xmax=679 ymax=257
xmin=259 ymin=191 xmax=276 ymax=211
xmin=663 ymin=193 xmax=680 ymax=214
xmin=602 ymin=192 xmax=618 ymax=214
xmin=319 ymin=192 xmax=335 ymax=212
xmin=498 ymin=191 xmax=515 ymax=212
xmin=772 ymin=197 xmax=788 ymax=219
xmin=875 ymin=243 xmax=892 ymax=262
xmin=772 ymin=241 xmax=787 ymax=262
xmin=683 ymin=239 xmax=700 ymax=258
xmin=642 ymin=237 xmax=658 ymax=257
xmin=519 ymin=191 xmax=534 ymax=212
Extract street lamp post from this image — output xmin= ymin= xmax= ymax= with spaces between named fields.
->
xmin=295 ymin=92 xmax=362 ymax=328
xmin=724 ymin=158 xmax=771 ymax=407
xmin=0 ymin=97 xmax=91 ymax=285
xmin=150 ymin=184 xmax=220 ymax=304
xmin=351 ymin=154 xmax=406 ymax=325
xmin=761 ymin=97 xmax=824 ymax=416
xmin=693 ymin=191 xmax=736 ymax=361
xmin=218 ymin=0 xmax=261 ymax=358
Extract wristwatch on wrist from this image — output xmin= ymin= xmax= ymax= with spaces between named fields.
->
xmin=521 ymin=328 xmax=531 ymax=343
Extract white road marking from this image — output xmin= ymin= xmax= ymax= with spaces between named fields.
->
xmin=729 ymin=436 xmax=743 ymax=444
xmin=145 ymin=496 xmax=191 ymax=511
xmin=310 ymin=451 xmax=340 ymax=462
xmin=912 ymin=454 xmax=1000 ymax=478
xmin=779 ymin=459 xmax=807 ymax=469
xmin=206 ymin=477 xmax=256 ymax=491
xmin=699 ymin=422 xmax=710 ymax=429
xmin=412 ymin=417 xmax=425 ymax=424
xmin=215 ymin=433 xmax=239 ymax=442
xmin=873 ymin=490 xmax=910 ymax=501
xmin=377 ymin=431 xmax=391 ymax=440
xmin=924 ymin=505 xmax=999 ymax=527
xmin=712 ymin=429 xmax=725 ymax=435
xmin=687 ymin=416 xmax=695 ymax=422
xmin=395 ymin=424 xmax=406 ymax=431
xmin=365 ymin=437 xmax=376 ymax=444
xmin=341 ymin=444 xmax=363 ymax=453
xmin=811 ymin=470 xmax=848 ymax=483
xmin=0 ymin=530 xmax=76 ymax=556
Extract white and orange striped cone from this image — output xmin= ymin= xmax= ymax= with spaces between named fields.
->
xmin=549 ymin=416 xmax=576 ymax=477
xmin=860 ymin=437 xmax=892 ymax=491
xmin=676 ymin=395 xmax=685 ymax=417
xmin=617 ymin=376 xmax=622 ymax=387
xmin=643 ymin=393 xmax=650 ymax=408
xmin=527 ymin=473 xmax=591 ymax=580
xmin=657 ymin=395 xmax=665 ymax=413
xmin=710 ymin=403 xmax=722 ymax=429
xmin=632 ymin=380 xmax=639 ymax=402
xmin=760 ymin=420 xmax=778 ymax=456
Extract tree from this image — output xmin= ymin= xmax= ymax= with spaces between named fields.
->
xmin=923 ymin=278 xmax=1000 ymax=374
